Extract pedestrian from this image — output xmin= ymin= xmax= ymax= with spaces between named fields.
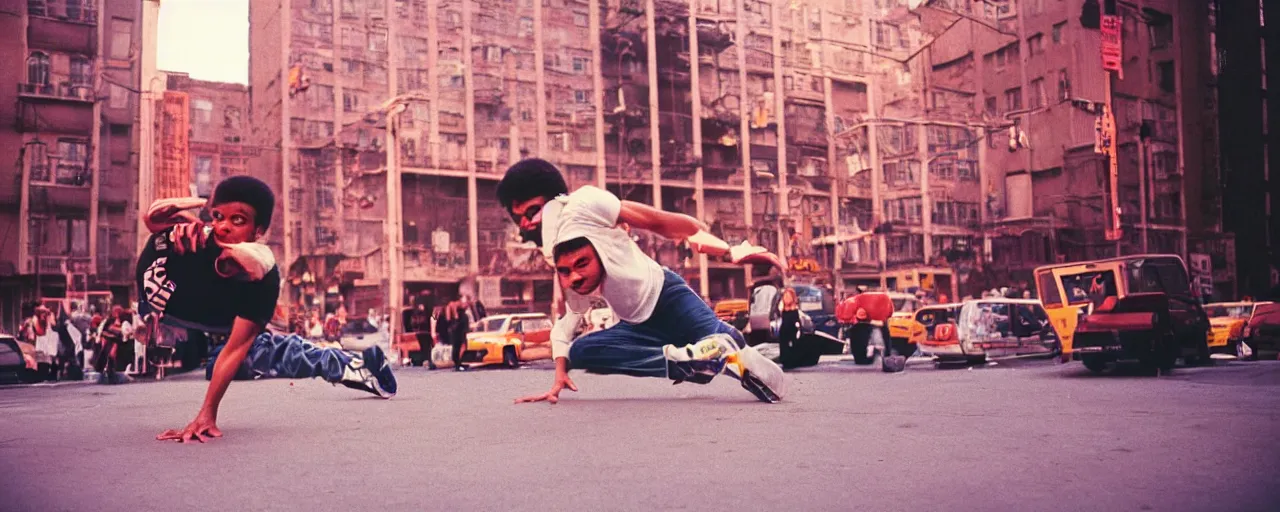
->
xmin=777 ymin=287 xmax=801 ymax=370
xmin=141 ymin=176 xmax=396 ymax=444
xmin=25 ymin=304 xmax=60 ymax=380
xmin=496 ymin=158 xmax=784 ymax=404
xmin=94 ymin=305 xmax=133 ymax=383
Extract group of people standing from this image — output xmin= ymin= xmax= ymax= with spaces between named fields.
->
xmin=404 ymin=279 xmax=487 ymax=372
xmin=18 ymin=300 xmax=140 ymax=383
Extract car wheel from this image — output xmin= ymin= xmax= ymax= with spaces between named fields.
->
xmin=1081 ymin=355 xmax=1108 ymax=374
xmin=967 ymin=355 xmax=988 ymax=365
xmin=1186 ymin=335 xmax=1212 ymax=366
xmin=502 ymin=346 xmax=519 ymax=369
xmin=1241 ymin=338 xmax=1260 ymax=361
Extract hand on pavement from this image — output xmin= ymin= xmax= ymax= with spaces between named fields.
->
xmin=514 ymin=373 xmax=577 ymax=404
xmin=156 ymin=413 xmax=222 ymax=444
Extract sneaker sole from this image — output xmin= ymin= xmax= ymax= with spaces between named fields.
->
xmin=727 ymin=346 xmax=785 ymax=403
xmin=361 ymin=347 xmax=396 ymax=399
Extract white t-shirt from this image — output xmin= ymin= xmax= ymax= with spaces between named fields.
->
xmin=541 ymin=186 xmax=665 ymax=360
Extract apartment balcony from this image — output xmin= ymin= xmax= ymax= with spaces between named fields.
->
xmin=27 ymin=0 xmax=98 ymax=55
xmin=18 ymin=81 xmax=95 ymax=103
xmin=29 ymin=255 xmax=93 ymax=276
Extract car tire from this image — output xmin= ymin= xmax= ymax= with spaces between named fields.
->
xmin=1184 ymin=335 xmax=1212 ymax=367
xmin=1242 ymin=339 xmax=1261 ymax=361
xmin=967 ymin=355 xmax=988 ymax=365
xmin=503 ymin=346 xmax=519 ymax=369
xmin=1082 ymin=355 xmax=1108 ymax=374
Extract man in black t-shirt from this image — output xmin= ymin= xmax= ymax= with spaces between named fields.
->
xmin=148 ymin=176 xmax=397 ymax=444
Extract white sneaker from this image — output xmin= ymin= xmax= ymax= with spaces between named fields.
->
xmin=723 ymin=344 xmax=786 ymax=403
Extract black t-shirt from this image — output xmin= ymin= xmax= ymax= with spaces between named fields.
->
xmin=135 ymin=229 xmax=281 ymax=335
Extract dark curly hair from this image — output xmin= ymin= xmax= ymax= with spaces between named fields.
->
xmin=496 ymin=158 xmax=569 ymax=211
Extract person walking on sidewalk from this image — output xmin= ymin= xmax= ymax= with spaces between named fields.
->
xmin=141 ymin=176 xmax=396 ymax=444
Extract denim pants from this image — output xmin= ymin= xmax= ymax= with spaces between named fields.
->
xmin=206 ymin=333 xmax=351 ymax=382
xmin=567 ymin=269 xmax=744 ymax=379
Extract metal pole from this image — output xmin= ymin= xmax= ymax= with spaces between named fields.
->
xmin=688 ymin=2 xmax=709 ymax=298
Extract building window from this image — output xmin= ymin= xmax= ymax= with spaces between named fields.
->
xmin=1057 ymin=69 xmax=1070 ymax=101
xmin=311 ymin=0 xmax=332 ymax=14
xmin=1029 ymin=78 xmax=1045 ymax=108
xmin=343 ymin=91 xmax=361 ymax=112
xmin=341 ymin=0 xmax=357 ymax=16
xmin=310 ymin=84 xmax=334 ymax=107
xmin=109 ymin=84 xmax=129 ymax=109
xmin=883 ymin=160 xmax=921 ymax=186
xmin=193 ymin=156 xmax=214 ymax=197
xmin=110 ymin=18 xmax=132 ymax=60
xmin=1149 ymin=16 xmax=1173 ymax=49
xmin=573 ymin=57 xmax=588 ymax=74
xmin=56 ymin=139 xmax=89 ymax=185
xmin=368 ymin=29 xmax=388 ymax=52
xmin=224 ymin=107 xmax=242 ymax=130
xmin=1027 ymin=34 xmax=1043 ymax=55
xmin=932 ymin=201 xmax=979 ymax=226
xmin=1004 ymin=87 xmax=1022 ymax=112
xmin=520 ymin=109 xmax=533 ymax=121
xmin=985 ymin=96 xmax=997 ymax=116
xmin=573 ymin=12 xmax=588 ymax=27
xmin=1157 ymin=60 xmax=1175 ymax=93
xmin=520 ymin=17 xmax=534 ymax=36
xmin=27 ymin=52 xmax=50 ymax=85
xmin=1052 ymin=22 xmax=1065 ymax=44
xmin=192 ymin=99 xmax=213 ymax=124
xmin=69 ymin=56 xmax=93 ymax=86
xmin=574 ymin=90 xmax=589 ymax=104
xmin=883 ymin=197 xmax=924 ymax=225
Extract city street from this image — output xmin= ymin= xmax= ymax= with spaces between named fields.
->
xmin=2 ymin=358 xmax=1279 ymax=512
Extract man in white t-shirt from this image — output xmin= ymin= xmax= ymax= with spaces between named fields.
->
xmin=496 ymin=159 xmax=785 ymax=403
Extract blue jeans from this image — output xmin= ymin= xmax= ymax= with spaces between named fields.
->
xmin=206 ymin=333 xmax=351 ymax=382
xmin=567 ymin=269 xmax=744 ymax=379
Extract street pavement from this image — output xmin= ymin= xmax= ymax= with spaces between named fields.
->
xmin=2 ymin=356 xmax=1279 ymax=512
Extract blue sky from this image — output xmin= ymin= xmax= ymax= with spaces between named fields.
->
xmin=157 ymin=0 xmax=249 ymax=84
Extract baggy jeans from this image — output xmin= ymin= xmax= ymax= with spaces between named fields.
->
xmin=207 ymin=333 xmax=351 ymax=382
xmin=567 ymin=268 xmax=744 ymax=379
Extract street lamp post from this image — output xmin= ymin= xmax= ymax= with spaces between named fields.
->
xmin=378 ymin=92 xmax=429 ymax=339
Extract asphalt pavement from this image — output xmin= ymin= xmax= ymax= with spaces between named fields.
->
xmin=2 ymin=356 xmax=1278 ymax=512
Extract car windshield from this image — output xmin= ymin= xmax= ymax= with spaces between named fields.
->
xmin=342 ymin=319 xmax=378 ymax=335
xmin=893 ymin=298 xmax=919 ymax=314
xmin=957 ymin=302 xmax=1012 ymax=339
xmin=1061 ymin=270 xmax=1117 ymax=308
xmin=1205 ymin=305 xmax=1252 ymax=319
xmin=1126 ymin=258 xmax=1192 ymax=297
xmin=481 ymin=318 xmax=507 ymax=332
xmin=793 ymin=286 xmax=831 ymax=312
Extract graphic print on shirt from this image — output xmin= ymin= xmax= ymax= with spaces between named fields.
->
xmin=141 ymin=256 xmax=176 ymax=314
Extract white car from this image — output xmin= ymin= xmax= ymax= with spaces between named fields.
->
xmin=339 ymin=318 xmax=391 ymax=354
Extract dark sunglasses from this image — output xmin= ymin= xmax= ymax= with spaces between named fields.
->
xmin=510 ymin=204 xmax=542 ymax=223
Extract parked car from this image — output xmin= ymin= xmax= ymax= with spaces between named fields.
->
xmin=1036 ymin=254 xmax=1211 ymax=374
xmin=460 ymin=313 xmax=553 ymax=369
xmin=339 ymin=317 xmax=390 ymax=354
xmin=1203 ymin=301 xmax=1272 ymax=356
xmin=745 ymin=280 xmax=843 ymax=367
xmin=929 ymin=299 xmax=1060 ymax=365
xmin=907 ymin=303 xmax=963 ymax=347
xmin=0 ymin=334 xmax=41 ymax=385
xmin=1242 ymin=302 xmax=1280 ymax=360
xmin=885 ymin=292 xmax=924 ymax=350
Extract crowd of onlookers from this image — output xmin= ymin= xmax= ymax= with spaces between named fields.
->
xmin=14 ymin=299 xmax=143 ymax=383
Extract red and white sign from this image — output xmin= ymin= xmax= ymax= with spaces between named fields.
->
xmin=1101 ymin=14 xmax=1123 ymax=79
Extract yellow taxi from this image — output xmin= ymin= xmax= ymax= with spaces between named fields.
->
xmin=1203 ymin=301 xmax=1271 ymax=356
xmin=885 ymin=292 xmax=923 ymax=347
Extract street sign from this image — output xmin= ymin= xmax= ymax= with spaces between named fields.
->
xmin=1101 ymin=15 xmax=1123 ymax=79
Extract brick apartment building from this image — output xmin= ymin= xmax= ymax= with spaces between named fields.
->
xmin=0 ymin=0 xmax=143 ymax=329
xmin=247 ymin=0 xmax=1222 ymax=330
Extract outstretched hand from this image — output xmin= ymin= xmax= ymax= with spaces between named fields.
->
xmin=157 ymin=414 xmax=222 ymax=444
xmin=515 ymin=373 xmax=578 ymax=404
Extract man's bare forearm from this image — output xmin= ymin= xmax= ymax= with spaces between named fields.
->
xmin=198 ymin=319 xmax=261 ymax=417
